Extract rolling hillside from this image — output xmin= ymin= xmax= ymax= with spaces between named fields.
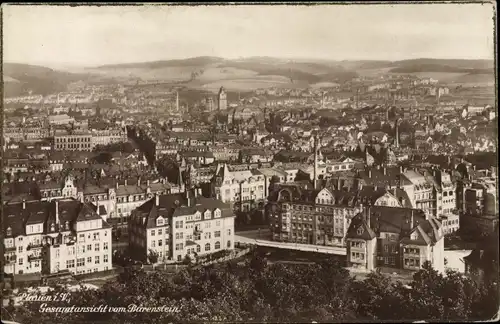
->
xmin=89 ymin=56 xmax=360 ymax=90
xmin=3 ymin=63 xmax=89 ymax=97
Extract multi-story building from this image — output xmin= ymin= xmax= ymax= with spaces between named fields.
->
xmin=48 ymin=114 xmax=75 ymax=125
xmin=36 ymin=175 xmax=183 ymax=227
xmin=128 ymin=189 xmax=235 ymax=263
xmin=267 ymin=185 xmax=404 ymax=247
xmin=91 ymin=127 xmax=128 ymax=147
xmin=402 ymin=169 xmax=435 ymax=217
xmin=54 ymin=130 xmax=93 ymax=151
xmin=345 ymin=206 xmax=445 ymax=273
xmin=212 ymin=163 xmax=267 ymax=212
xmin=3 ymin=198 xmax=112 ymax=276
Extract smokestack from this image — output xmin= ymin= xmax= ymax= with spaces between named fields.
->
xmin=313 ymin=135 xmax=319 ymax=189
xmin=55 ymin=200 xmax=59 ymax=225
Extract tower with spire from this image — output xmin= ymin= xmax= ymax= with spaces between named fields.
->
xmin=218 ymin=87 xmax=227 ymax=110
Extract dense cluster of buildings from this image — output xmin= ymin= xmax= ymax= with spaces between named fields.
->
xmin=2 ymin=74 xmax=497 ymax=280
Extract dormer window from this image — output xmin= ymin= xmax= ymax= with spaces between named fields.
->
xmin=6 ymin=227 xmax=12 ymax=236
xmin=214 ymin=209 xmax=221 ymax=218
xmin=204 ymin=210 xmax=211 ymax=220
xmin=157 ymin=218 xmax=164 ymax=226
xmin=357 ymin=227 xmax=364 ymax=235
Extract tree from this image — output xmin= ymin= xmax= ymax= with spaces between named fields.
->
xmin=148 ymin=250 xmax=159 ymax=264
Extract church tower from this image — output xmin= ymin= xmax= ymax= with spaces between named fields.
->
xmin=218 ymin=87 xmax=227 ymax=111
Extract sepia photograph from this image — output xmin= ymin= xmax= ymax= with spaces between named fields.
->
xmin=1 ymin=2 xmax=498 ymax=323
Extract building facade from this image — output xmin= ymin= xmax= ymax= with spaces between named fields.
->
xmin=3 ymin=199 xmax=112 ymax=276
xmin=128 ymin=190 xmax=235 ymax=263
xmin=345 ymin=206 xmax=445 ymax=273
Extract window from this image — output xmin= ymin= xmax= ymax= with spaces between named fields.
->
xmin=95 ymin=256 xmax=100 ymax=264
xmin=151 ymin=240 xmax=156 ymax=247
xmin=19 ymin=258 xmax=23 ymax=265
xmin=227 ymin=240 xmax=231 ymax=248
xmin=18 ymin=246 xmax=23 ymax=253
xmin=77 ymin=258 xmax=85 ymax=267
xmin=197 ymin=245 xmax=201 ymax=253
xmin=215 ymin=241 xmax=221 ymax=249
xmin=216 ymin=221 xmax=221 ymax=227
xmin=104 ymin=255 xmax=108 ymax=263
xmin=87 ymin=257 xmax=92 ymax=264
xmin=104 ymin=242 xmax=109 ymax=250
xmin=151 ymin=230 xmax=155 ymax=236
xmin=205 ymin=243 xmax=210 ymax=251
xmin=158 ymin=229 xmax=162 ymax=235
xmin=215 ymin=231 xmax=221 ymax=238
xmin=67 ymin=260 xmax=75 ymax=268
xmin=227 ymin=229 xmax=231 ymax=236
xmin=87 ymin=244 xmax=92 ymax=251
xmin=95 ymin=243 xmax=100 ymax=251
xmin=158 ymin=239 xmax=162 ymax=246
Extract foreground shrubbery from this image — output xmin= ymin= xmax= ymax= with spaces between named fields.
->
xmin=6 ymin=252 xmax=498 ymax=323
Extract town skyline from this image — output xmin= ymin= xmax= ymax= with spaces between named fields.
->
xmin=3 ymin=3 xmax=495 ymax=69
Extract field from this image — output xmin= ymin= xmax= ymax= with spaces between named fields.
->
xmin=196 ymin=75 xmax=299 ymax=92
xmin=5 ymin=58 xmax=495 ymax=97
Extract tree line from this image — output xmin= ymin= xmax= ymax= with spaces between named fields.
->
xmin=6 ymin=252 xmax=498 ymax=323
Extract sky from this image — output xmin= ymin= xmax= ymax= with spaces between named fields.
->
xmin=2 ymin=4 xmax=496 ymax=68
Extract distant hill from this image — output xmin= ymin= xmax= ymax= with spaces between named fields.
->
xmin=95 ymin=56 xmax=225 ymax=69
xmin=3 ymin=63 xmax=88 ymax=97
xmin=388 ymin=58 xmax=494 ymax=74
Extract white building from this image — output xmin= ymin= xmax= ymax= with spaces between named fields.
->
xmin=212 ymin=163 xmax=266 ymax=212
xmin=3 ymin=199 xmax=112 ymax=276
xmin=128 ymin=190 xmax=235 ymax=263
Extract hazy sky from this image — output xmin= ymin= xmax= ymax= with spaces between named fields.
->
xmin=3 ymin=4 xmax=496 ymax=68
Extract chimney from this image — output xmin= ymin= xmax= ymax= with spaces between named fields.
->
xmin=368 ymin=169 xmax=372 ymax=178
xmin=374 ymin=185 xmax=378 ymax=191
xmin=186 ymin=190 xmax=192 ymax=207
xmin=125 ymin=179 xmax=128 ymax=186
xmin=473 ymin=165 xmax=476 ymax=171
xmin=115 ymin=181 xmax=119 ymax=189
xmin=23 ymin=199 xmax=26 ymax=210
xmin=155 ymin=194 xmax=159 ymax=206
xmin=138 ymin=177 xmax=141 ymax=186
xmin=366 ymin=205 xmax=371 ymax=229
xmin=399 ymin=196 xmax=404 ymax=206
xmin=383 ymin=167 xmax=387 ymax=175
xmin=399 ymin=165 xmax=403 ymax=173
xmin=55 ymin=200 xmax=59 ymax=225
xmin=410 ymin=210 xmax=414 ymax=228
xmin=147 ymin=180 xmax=150 ymax=187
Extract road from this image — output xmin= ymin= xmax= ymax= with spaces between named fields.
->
xmin=235 ymin=229 xmax=347 ymax=256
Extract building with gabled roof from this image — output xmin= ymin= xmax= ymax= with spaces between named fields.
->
xmin=3 ymin=198 xmax=112 ymax=276
xmin=345 ymin=206 xmax=444 ymax=273
xmin=128 ymin=189 xmax=235 ymax=263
